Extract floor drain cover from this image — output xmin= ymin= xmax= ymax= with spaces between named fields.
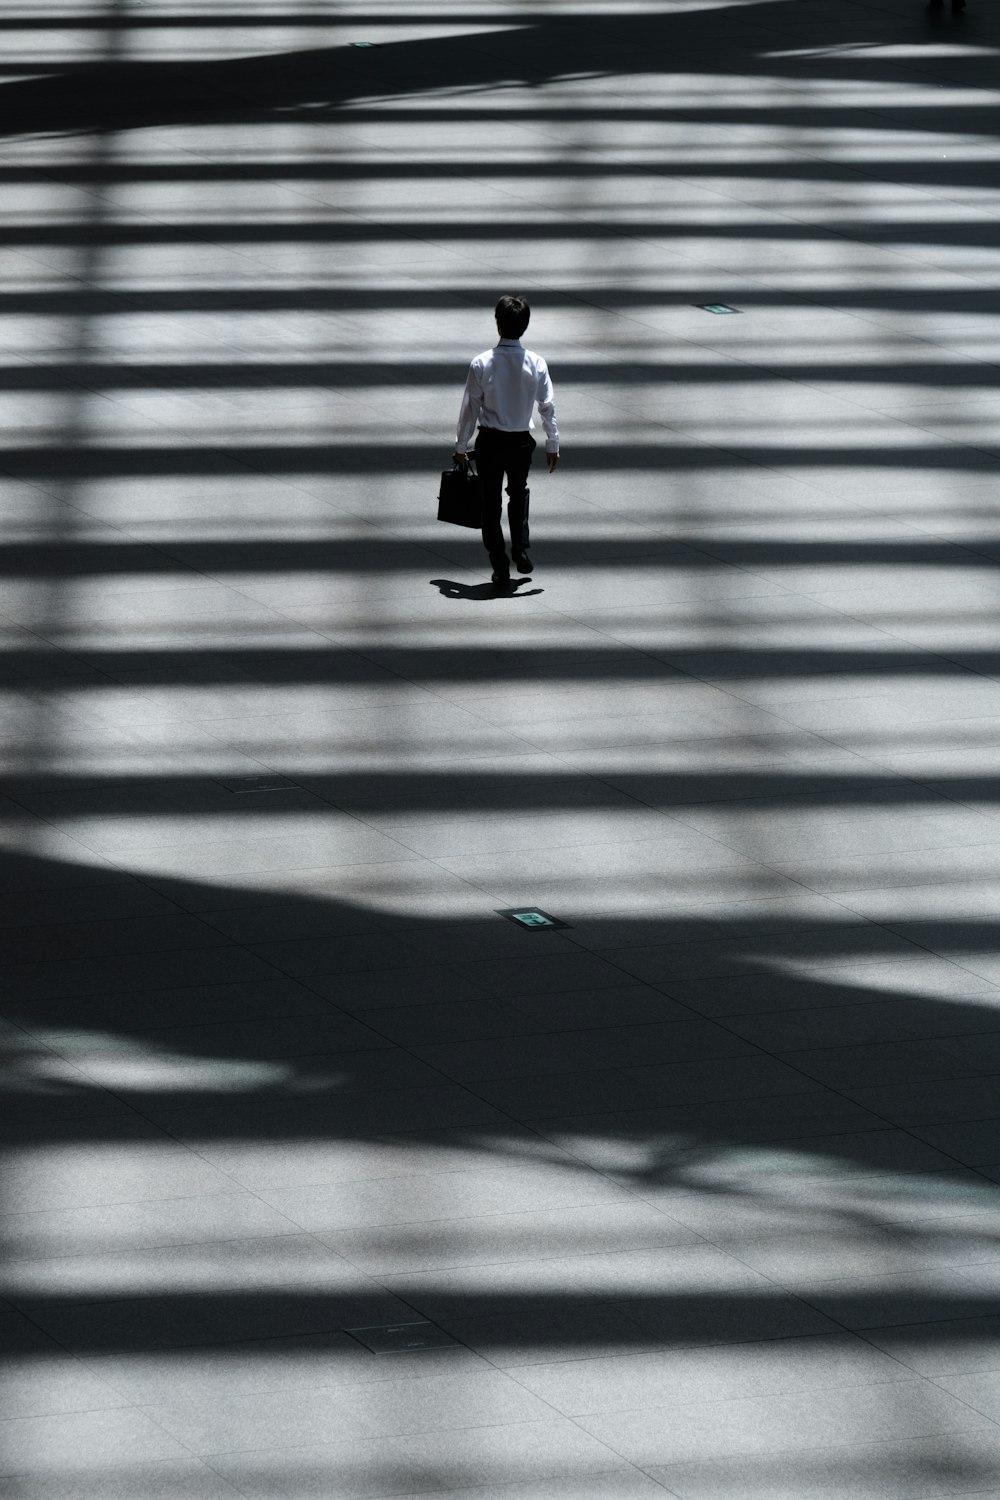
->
xmin=346 ymin=1321 xmax=458 ymax=1353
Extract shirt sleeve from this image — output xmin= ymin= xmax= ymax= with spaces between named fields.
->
xmin=455 ymin=360 xmax=484 ymax=452
xmin=535 ymin=358 xmax=559 ymax=452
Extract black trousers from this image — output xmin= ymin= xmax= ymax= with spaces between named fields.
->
xmin=474 ymin=426 xmax=535 ymax=570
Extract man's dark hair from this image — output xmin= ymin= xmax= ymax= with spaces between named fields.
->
xmin=495 ymin=295 xmax=530 ymax=339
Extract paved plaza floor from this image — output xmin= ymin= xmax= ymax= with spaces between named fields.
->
xmin=3 ymin=0 xmax=1000 ymax=1494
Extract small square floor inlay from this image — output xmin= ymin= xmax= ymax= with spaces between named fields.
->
xmin=345 ymin=1321 xmax=460 ymax=1353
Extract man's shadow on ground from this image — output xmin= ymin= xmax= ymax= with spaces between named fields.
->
xmin=431 ymin=579 xmax=543 ymax=601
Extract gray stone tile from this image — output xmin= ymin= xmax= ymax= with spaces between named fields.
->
xmin=932 ymin=1369 xmax=1000 ymax=1425
xmin=305 ymin=966 xmax=489 ymax=1011
xmin=635 ymin=1136 xmax=961 ymax=1209
xmin=385 ymin=808 xmax=675 ymax=859
xmin=645 ymin=1433 xmax=1000 ymax=1499
xmin=208 ymin=1419 xmax=626 ymax=1499
xmin=567 ymin=1018 xmax=759 ymax=1067
xmin=444 ymin=951 xmax=635 ymax=999
xmin=144 ymin=860 xmax=492 ymax=922
xmin=357 ymin=998 xmax=547 ymax=1046
xmin=377 ymin=1244 xmax=829 ymax=1347
xmin=775 ymin=843 xmax=1000 ymax=896
xmin=608 ymin=928 xmax=929 ymax=989
xmin=576 ymin=1380 xmax=990 ymax=1467
xmin=166 ymin=1123 xmax=555 ymax=1196
xmin=864 ymin=1316 xmax=1000 ymax=1377
xmin=354 ymin=1477 xmax=668 ymax=1500
xmin=938 ymin=1032 xmax=1000 ymax=1073
xmin=668 ymin=794 xmax=1000 ymax=865
xmin=0 ymin=1408 xmax=189 ymax=1475
xmin=0 ymin=945 xmax=283 ymax=1003
xmin=473 ymin=1019 xmax=756 ymax=1073
xmin=351 ymin=919 xmax=538 ymax=964
xmin=473 ymin=1055 xmax=815 ymax=1120
xmin=0 ymin=1352 xmax=127 ymax=1423
xmin=3 ymin=976 xmax=335 ymax=1033
xmin=860 ymin=996 xmax=1000 ymax=1042
xmin=5 ymin=1233 xmax=369 ymax=1309
xmin=258 ymin=1158 xmax=628 ymax=1233
xmin=436 ymin=1306 xmax=658 ymax=1369
xmin=246 ymin=932 xmax=425 ymax=979
xmin=720 ymin=1001 xmax=944 ymax=1052
xmin=702 ymin=1221 xmax=991 ymax=1286
xmin=622 ymin=1290 xmax=840 ymax=1349
xmin=510 ymin=985 xmax=696 ymax=1030
xmin=797 ymin=1263 xmax=1000 ymax=1331
xmin=110 ymin=826 xmax=418 ymax=879
xmin=660 ymin=957 xmax=993 ymax=1019
xmin=0 ymin=1081 xmax=140 ymax=1129
xmin=81 ymin=1340 xmax=487 ymax=1407
xmin=197 ymin=899 xmax=389 ymax=944
xmin=436 ymin=838 xmax=770 ymax=902
xmin=32 ymin=913 xmax=231 ymax=959
xmin=27 ymin=1277 xmax=415 ymax=1355
xmin=0 ymin=882 xmax=183 ymax=929
xmin=529 ymin=1089 xmax=888 ymax=1155
xmin=0 ymin=1459 xmax=246 ymax=1499
xmin=412 ymin=1027 xmax=745 ymax=1083
xmin=844 ymin=1077 xmax=1000 ymax=1128
xmin=908 ymin=1120 xmax=1000 ymax=1167
xmin=507 ymin=1333 xmax=912 ymax=1417
xmin=2 ymin=1120 xmax=241 ymax=1215
xmin=321 ymin=1201 xmax=700 ymax=1276
xmin=773 ymin=1040 xmax=984 ymax=1090
xmin=40 ymin=1012 xmax=387 ymax=1064
xmin=0 ymin=1193 xmax=302 ymax=1261
xmin=155 ymin=1369 xmax=555 ymax=1452
xmin=215 ymin=1084 xmax=512 ymax=1138
xmin=940 ymin=952 xmax=1000 ymax=988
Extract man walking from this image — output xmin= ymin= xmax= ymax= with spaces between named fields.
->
xmin=454 ymin=296 xmax=560 ymax=587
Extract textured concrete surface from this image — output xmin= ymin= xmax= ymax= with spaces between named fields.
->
xmin=3 ymin=1 xmax=1000 ymax=1495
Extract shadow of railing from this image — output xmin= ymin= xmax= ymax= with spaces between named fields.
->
xmin=1 ymin=842 xmax=1000 ymax=1431
xmin=0 ymin=0 xmax=996 ymax=142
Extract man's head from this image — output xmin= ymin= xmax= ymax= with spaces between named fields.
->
xmin=495 ymin=295 xmax=530 ymax=339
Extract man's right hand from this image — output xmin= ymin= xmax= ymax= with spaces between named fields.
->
xmin=547 ymin=452 xmax=560 ymax=472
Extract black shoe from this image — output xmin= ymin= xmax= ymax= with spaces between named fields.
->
xmin=512 ymin=550 xmax=533 ymax=574
xmin=491 ymin=569 xmax=511 ymax=588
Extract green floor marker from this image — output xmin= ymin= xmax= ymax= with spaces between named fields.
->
xmin=498 ymin=907 xmax=570 ymax=930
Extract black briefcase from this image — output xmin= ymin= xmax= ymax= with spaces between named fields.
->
xmin=438 ymin=458 xmax=484 ymax=528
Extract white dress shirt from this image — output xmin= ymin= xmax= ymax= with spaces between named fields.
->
xmin=456 ymin=338 xmax=560 ymax=453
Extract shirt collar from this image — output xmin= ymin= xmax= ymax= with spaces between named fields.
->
xmin=497 ymin=338 xmax=522 ymax=346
